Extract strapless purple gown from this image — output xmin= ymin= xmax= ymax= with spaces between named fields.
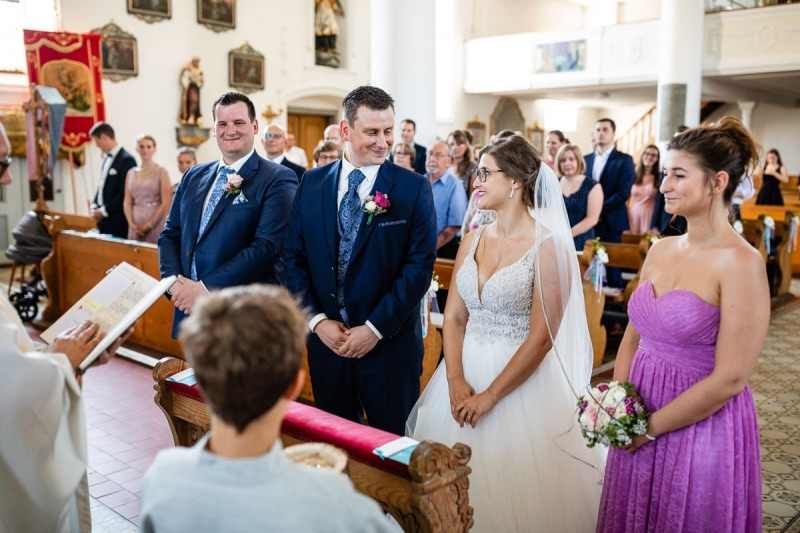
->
xmin=597 ymin=280 xmax=761 ymax=533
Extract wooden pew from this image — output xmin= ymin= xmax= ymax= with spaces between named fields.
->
xmin=39 ymin=228 xmax=181 ymax=356
xmin=153 ymin=357 xmax=474 ymax=533
xmin=740 ymin=199 xmax=800 ymax=274
xmin=739 ymin=216 xmax=793 ymax=298
xmin=583 ymin=239 xmax=648 ymax=308
xmin=578 ymin=248 xmax=607 ymax=369
xmin=433 ymin=258 xmax=455 ymax=291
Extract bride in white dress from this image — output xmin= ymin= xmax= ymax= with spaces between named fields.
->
xmin=407 ymin=135 xmax=605 ymax=532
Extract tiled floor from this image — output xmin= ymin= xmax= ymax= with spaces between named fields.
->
xmin=82 ymin=357 xmax=174 ymax=531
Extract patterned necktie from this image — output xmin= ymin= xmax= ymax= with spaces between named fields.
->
xmin=191 ymin=165 xmax=234 ymax=280
xmin=337 ymin=168 xmax=366 ymax=325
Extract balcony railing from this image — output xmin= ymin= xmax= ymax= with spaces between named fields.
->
xmin=706 ymin=0 xmax=797 ymax=12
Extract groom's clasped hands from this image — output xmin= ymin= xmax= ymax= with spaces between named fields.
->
xmin=316 ymin=319 xmax=379 ymax=359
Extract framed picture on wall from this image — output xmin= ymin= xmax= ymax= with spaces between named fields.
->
xmin=127 ymin=0 xmax=171 ymax=23
xmin=228 ymin=43 xmax=264 ymax=93
xmin=465 ymin=116 xmax=487 ymax=147
xmin=91 ymin=22 xmax=138 ymax=82
xmin=197 ymin=0 xmax=236 ymax=32
xmin=527 ymin=121 xmax=545 ymax=154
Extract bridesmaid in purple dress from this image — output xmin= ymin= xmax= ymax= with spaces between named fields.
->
xmin=123 ymin=135 xmax=172 ymax=243
xmin=597 ymin=117 xmax=768 ymax=533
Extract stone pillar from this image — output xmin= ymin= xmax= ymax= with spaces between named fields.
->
xmin=370 ymin=0 xmax=436 ymax=146
xmin=738 ymin=101 xmax=757 ymax=130
xmin=656 ymin=0 xmax=705 ymax=143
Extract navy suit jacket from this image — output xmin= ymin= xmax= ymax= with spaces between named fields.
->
xmin=280 ymin=156 xmax=306 ymax=182
xmin=159 ymin=151 xmax=298 ymax=336
xmin=584 ymin=148 xmax=635 ymax=238
xmin=284 ymin=160 xmax=437 ymax=367
xmin=93 ymin=147 xmax=136 ymax=238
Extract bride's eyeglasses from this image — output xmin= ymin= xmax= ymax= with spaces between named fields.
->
xmin=476 ymin=167 xmax=505 ymax=182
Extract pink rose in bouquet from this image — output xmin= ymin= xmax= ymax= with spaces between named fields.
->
xmin=577 ymin=380 xmax=649 ymax=448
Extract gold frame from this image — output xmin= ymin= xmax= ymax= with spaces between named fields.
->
xmin=228 ymin=43 xmax=264 ymax=94
xmin=527 ymin=121 xmax=545 ymax=154
xmin=489 ymin=97 xmax=525 ymax=137
xmin=465 ymin=115 xmax=486 ymax=147
xmin=127 ymin=0 xmax=172 ymax=24
xmin=197 ymin=0 xmax=236 ymax=33
xmin=91 ymin=22 xmax=138 ymax=82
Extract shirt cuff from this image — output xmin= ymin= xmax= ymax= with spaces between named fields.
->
xmin=365 ymin=320 xmax=383 ymax=340
xmin=309 ymin=313 xmax=328 ymax=333
xmin=199 ymin=281 xmax=210 ymax=294
xmin=99 ymin=206 xmax=108 ymax=218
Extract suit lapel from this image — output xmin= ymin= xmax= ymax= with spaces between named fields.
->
xmin=201 ymin=153 xmax=259 ymax=239
xmin=323 ymin=161 xmax=342 ymax=262
xmin=348 ymin=163 xmax=395 ymax=264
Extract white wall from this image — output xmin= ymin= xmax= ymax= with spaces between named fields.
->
xmin=30 ymin=0 xmax=372 ymax=214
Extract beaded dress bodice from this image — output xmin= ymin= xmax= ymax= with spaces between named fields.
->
xmin=457 ymin=225 xmax=550 ymax=344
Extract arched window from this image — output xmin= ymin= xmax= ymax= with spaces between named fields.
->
xmin=0 ymin=0 xmax=59 ymax=74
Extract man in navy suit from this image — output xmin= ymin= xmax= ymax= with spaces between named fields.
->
xmin=89 ymin=122 xmax=137 ymax=238
xmin=284 ymin=86 xmax=437 ymax=435
xmin=584 ymin=118 xmax=635 ymax=288
xmin=261 ymin=123 xmax=307 ymax=181
xmin=159 ymin=92 xmax=298 ymax=337
xmin=388 ymin=118 xmax=427 ymax=174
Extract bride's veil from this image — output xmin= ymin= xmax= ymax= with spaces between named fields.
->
xmin=531 ymin=163 xmax=607 ymax=473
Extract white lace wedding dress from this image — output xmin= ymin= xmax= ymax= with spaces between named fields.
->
xmin=407 ymin=225 xmax=603 ymax=532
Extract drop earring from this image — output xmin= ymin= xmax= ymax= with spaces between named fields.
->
xmin=509 ymin=184 xmax=516 ymax=199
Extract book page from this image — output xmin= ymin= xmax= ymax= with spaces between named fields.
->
xmin=40 ymin=262 xmax=177 ymax=371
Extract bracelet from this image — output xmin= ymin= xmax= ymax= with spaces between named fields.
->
xmin=645 ymin=433 xmax=657 ymax=441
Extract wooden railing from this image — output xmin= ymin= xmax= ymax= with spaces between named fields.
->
xmin=616 ymin=106 xmax=656 ymax=162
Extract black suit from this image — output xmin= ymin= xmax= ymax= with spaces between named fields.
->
xmin=93 ymin=147 xmax=136 ymax=238
xmin=280 ymin=156 xmax=306 ymax=182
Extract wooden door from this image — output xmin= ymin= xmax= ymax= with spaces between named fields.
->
xmin=288 ymin=113 xmax=332 ymax=169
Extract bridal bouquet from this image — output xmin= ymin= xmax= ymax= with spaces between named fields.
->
xmin=577 ymin=381 xmax=648 ymax=448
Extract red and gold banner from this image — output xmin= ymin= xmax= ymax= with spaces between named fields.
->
xmin=23 ymin=30 xmax=105 ymax=151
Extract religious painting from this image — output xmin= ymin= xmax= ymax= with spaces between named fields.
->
xmin=127 ymin=0 xmax=171 ymax=23
xmin=198 ymin=0 xmax=235 ymax=32
xmin=536 ymin=39 xmax=587 ymax=74
xmin=465 ymin=116 xmax=487 ymax=147
xmin=527 ymin=122 xmax=545 ymax=155
xmin=490 ymin=97 xmax=525 ymax=137
xmin=91 ymin=22 xmax=138 ymax=82
xmin=228 ymin=43 xmax=264 ymax=93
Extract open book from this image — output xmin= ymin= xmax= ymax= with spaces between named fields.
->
xmin=41 ymin=262 xmax=176 ymax=372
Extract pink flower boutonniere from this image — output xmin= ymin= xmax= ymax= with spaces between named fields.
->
xmin=222 ymin=173 xmax=244 ymax=197
xmin=363 ymin=191 xmax=391 ymax=225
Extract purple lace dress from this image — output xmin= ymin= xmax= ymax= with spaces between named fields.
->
xmin=597 ymin=280 xmax=761 ymax=533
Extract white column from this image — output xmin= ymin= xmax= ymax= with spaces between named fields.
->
xmin=656 ymin=0 xmax=704 ymax=143
xmin=370 ymin=0 xmax=436 ymax=147
xmin=738 ymin=101 xmax=757 ymax=130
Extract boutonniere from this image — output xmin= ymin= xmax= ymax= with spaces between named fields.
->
xmin=222 ymin=173 xmax=243 ymax=197
xmin=363 ymin=191 xmax=391 ymax=225
xmin=109 ymin=168 xmax=118 ymax=176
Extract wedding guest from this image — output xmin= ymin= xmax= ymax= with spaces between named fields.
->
xmin=139 ymin=285 xmax=393 ymax=532
xmin=556 ymin=143 xmax=602 ymax=251
xmin=323 ymin=124 xmax=342 ymax=145
xmin=598 ymin=117 xmax=768 ymax=532
xmin=313 ymin=140 xmax=342 ymax=167
xmin=391 ymin=142 xmax=416 ymax=172
xmin=544 ymin=130 xmax=568 ymax=169
xmin=89 ymin=121 xmax=137 ymax=238
xmin=755 ymin=148 xmax=789 ymax=206
xmin=123 ymin=134 xmax=172 ymax=243
xmin=177 ymin=146 xmax=197 ymax=176
xmin=628 ymin=145 xmax=660 ymax=234
xmin=447 ymin=129 xmax=477 ymax=194
xmin=409 ymin=135 xmax=604 ymax=531
xmin=285 ymin=132 xmax=309 ymax=169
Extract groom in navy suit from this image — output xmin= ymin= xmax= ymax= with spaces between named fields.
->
xmin=284 ymin=86 xmax=437 ymax=435
xmin=159 ymin=92 xmax=298 ymax=337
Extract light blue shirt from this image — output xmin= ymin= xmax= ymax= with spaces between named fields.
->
xmin=140 ymin=435 xmax=394 ymax=533
xmin=428 ymin=171 xmax=468 ymax=236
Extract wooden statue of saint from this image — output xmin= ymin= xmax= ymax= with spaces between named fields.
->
xmin=179 ymin=57 xmax=203 ymax=126
xmin=315 ymin=0 xmax=344 ymax=68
